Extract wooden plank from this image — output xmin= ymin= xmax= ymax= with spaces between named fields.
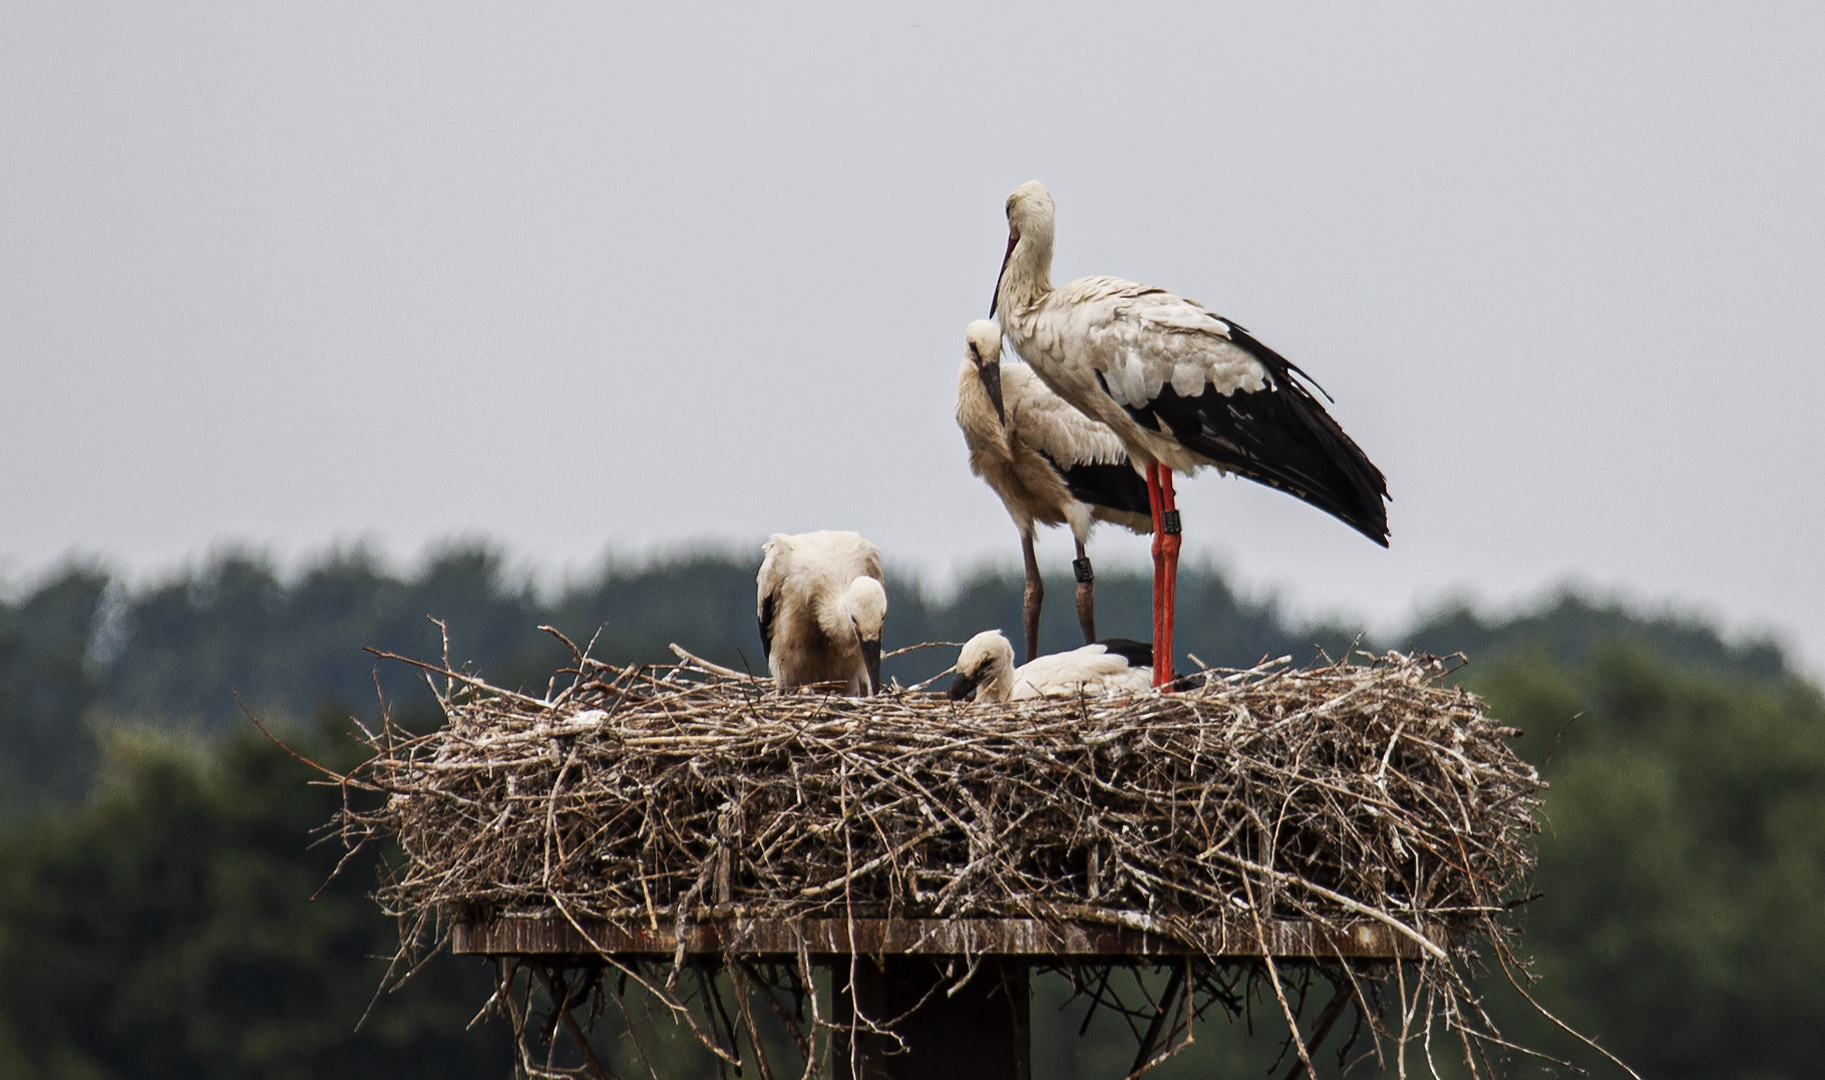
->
xmin=450 ymin=914 xmax=1438 ymax=959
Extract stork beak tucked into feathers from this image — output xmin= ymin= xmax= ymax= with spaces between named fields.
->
xmin=990 ymin=230 xmax=1018 ymax=316
xmin=977 ymin=359 xmax=1005 ymax=425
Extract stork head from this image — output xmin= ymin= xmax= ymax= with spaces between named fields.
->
xmin=843 ymin=576 xmax=888 ymax=695
xmin=992 ymin=180 xmax=1055 ymax=316
xmin=1005 ymin=180 xmax=1055 ymax=239
xmin=964 ymin=319 xmax=1005 ymax=425
xmin=947 ymin=630 xmax=1016 ymax=704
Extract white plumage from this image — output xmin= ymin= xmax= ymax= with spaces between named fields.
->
xmin=955 ymin=319 xmax=1150 ymax=662
xmin=991 ymin=180 xmax=1390 ymax=686
xmin=756 ymin=531 xmax=888 ymax=696
xmin=946 ymin=629 xmax=1152 ymax=704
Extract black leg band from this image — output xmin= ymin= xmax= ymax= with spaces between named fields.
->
xmin=1161 ymin=510 xmax=1182 ymax=536
xmin=1072 ymin=557 xmax=1094 ymax=584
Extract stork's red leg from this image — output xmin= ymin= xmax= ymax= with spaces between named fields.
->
xmin=1158 ymin=469 xmax=1180 ymax=688
xmin=1145 ymin=463 xmax=1167 ymax=687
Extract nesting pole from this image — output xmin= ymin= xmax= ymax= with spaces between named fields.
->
xmin=834 ymin=958 xmax=1029 ymax=1080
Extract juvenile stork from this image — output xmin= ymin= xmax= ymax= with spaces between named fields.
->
xmin=991 ymin=181 xmax=1389 ymax=686
xmin=946 ymin=629 xmax=1151 ymax=703
xmin=955 ymin=319 xmax=1150 ymax=662
xmin=756 ymin=530 xmax=888 ymax=696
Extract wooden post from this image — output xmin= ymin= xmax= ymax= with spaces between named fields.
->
xmin=834 ymin=957 xmax=1030 ymax=1080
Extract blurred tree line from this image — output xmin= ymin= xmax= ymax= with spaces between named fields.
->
xmin=0 ymin=543 xmax=1817 ymax=1077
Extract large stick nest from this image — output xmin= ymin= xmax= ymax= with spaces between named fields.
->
xmin=305 ymin=634 xmax=1575 ymax=1077
xmin=343 ymin=640 xmax=1542 ymax=955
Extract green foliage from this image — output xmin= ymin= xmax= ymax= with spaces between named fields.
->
xmin=0 ymin=566 xmax=108 ymax=825
xmin=0 ymin=719 xmax=510 ymax=1080
xmin=100 ymin=545 xmax=550 ymax=737
xmin=1473 ymin=648 xmax=1825 ymax=1079
xmin=1407 ymin=591 xmax=1788 ymax=682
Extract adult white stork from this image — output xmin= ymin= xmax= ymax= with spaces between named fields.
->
xmin=756 ymin=530 xmax=888 ymax=696
xmin=946 ymin=629 xmax=1152 ymax=703
xmin=991 ymin=181 xmax=1389 ymax=687
xmin=955 ymin=318 xmax=1151 ymax=662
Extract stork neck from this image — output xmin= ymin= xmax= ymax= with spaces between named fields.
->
xmin=983 ymin=662 xmax=1015 ymax=703
xmin=816 ymin=592 xmax=853 ymax=645
xmin=999 ymin=234 xmax=1053 ymax=315
xmin=956 ymin=363 xmax=1012 ymax=458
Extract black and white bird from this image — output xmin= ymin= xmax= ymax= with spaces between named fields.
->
xmin=946 ymin=629 xmax=1152 ymax=703
xmin=756 ymin=530 xmax=888 ymax=696
xmin=991 ymin=180 xmax=1389 ymax=687
xmin=955 ymin=319 xmax=1151 ymax=662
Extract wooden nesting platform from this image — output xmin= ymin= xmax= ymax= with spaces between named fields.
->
xmin=451 ymin=912 xmax=1447 ymax=1080
xmin=325 ymin=647 xmax=1542 ymax=1079
xmin=451 ymin=913 xmax=1445 ymax=961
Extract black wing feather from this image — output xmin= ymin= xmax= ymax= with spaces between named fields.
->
xmin=758 ymin=591 xmax=776 ymax=658
xmin=1108 ymin=320 xmax=1390 ymax=546
xmin=1094 ymin=638 xmax=1154 ymax=669
xmin=1037 ymin=450 xmax=1152 ymax=517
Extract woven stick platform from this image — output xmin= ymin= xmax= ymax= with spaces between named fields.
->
xmin=311 ymin=633 xmax=1553 ymax=1078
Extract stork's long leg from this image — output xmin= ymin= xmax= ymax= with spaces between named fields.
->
xmin=1146 ymin=463 xmax=1167 ymax=686
xmin=1020 ymin=529 xmax=1043 ymax=664
xmin=1159 ymin=469 xmax=1180 ymax=686
xmin=1072 ymin=538 xmax=1096 ymax=645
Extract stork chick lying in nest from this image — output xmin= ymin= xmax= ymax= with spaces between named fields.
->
xmin=947 ymin=629 xmax=1152 ymax=703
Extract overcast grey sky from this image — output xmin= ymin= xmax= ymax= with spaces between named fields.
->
xmin=3 ymin=3 xmax=1822 ymax=667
